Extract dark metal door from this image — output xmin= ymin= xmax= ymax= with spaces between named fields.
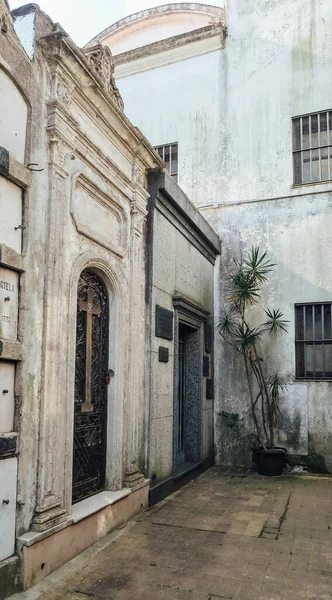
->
xmin=72 ymin=271 xmax=109 ymax=503
xmin=176 ymin=325 xmax=186 ymax=465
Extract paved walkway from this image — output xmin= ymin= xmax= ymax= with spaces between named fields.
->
xmin=13 ymin=467 xmax=332 ymax=600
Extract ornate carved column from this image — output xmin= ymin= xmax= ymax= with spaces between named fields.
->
xmin=124 ymin=165 xmax=149 ymax=488
xmin=32 ymin=68 xmax=76 ymax=531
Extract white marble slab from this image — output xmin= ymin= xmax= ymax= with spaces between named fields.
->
xmin=0 ymin=268 xmax=19 ymax=340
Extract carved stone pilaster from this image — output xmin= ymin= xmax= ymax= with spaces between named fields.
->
xmin=56 ymin=80 xmax=73 ymax=109
xmin=124 ymin=178 xmax=148 ymax=487
xmin=132 ymin=164 xmax=146 ymax=189
xmin=31 ymin=132 xmax=72 ymax=532
xmin=130 ymin=201 xmax=147 ymax=235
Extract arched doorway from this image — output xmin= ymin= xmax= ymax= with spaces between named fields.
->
xmin=72 ymin=270 xmax=109 ymax=503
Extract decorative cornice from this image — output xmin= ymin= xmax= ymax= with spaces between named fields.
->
xmin=173 ymin=294 xmax=210 ymax=321
xmin=38 ymin=30 xmax=124 ymax=112
xmin=37 ymin=29 xmax=163 ymax=173
xmin=83 ymin=43 xmax=124 ymax=111
xmin=114 ymin=29 xmax=224 ymax=79
xmin=114 ymin=23 xmax=226 ymax=67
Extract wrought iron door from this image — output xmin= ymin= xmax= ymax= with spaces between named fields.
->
xmin=72 ymin=271 xmax=109 ymax=503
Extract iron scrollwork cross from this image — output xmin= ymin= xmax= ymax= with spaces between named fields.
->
xmin=79 ymin=287 xmax=101 ymax=413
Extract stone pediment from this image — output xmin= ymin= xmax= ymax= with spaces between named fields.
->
xmin=83 ymin=43 xmax=124 ymax=111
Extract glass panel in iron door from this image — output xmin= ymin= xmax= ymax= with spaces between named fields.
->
xmin=72 ymin=271 xmax=109 ymax=503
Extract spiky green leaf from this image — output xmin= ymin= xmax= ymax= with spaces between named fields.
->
xmin=262 ymin=308 xmax=289 ymax=333
xmin=243 ymin=246 xmax=275 ymax=282
xmin=233 ymin=322 xmax=262 ymax=352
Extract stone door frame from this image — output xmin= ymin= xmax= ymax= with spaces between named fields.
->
xmin=64 ymin=253 xmax=127 ymax=513
xmin=172 ymin=295 xmax=210 ymax=475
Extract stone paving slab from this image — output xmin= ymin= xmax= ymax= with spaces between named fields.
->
xmin=11 ymin=467 xmax=332 ymax=600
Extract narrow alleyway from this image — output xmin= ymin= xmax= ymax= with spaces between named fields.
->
xmin=13 ymin=467 xmax=332 ymax=600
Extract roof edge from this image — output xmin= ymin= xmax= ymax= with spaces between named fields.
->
xmin=85 ymin=3 xmax=224 ymax=48
xmin=149 ymin=170 xmax=221 ymax=256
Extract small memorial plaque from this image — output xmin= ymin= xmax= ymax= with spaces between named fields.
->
xmin=206 ymin=378 xmax=214 ymax=400
xmin=155 ymin=305 xmax=173 ymax=341
xmin=0 ymin=268 xmax=19 ymax=341
xmin=205 ymin=320 xmax=213 ymax=354
xmin=0 ymin=146 xmax=9 ymax=177
xmin=158 ymin=346 xmax=169 ymax=363
xmin=203 ymin=356 xmax=210 ymax=377
xmin=0 ymin=434 xmax=17 ymax=456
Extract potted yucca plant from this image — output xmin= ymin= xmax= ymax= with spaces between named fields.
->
xmin=218 ymin=247 xmax=289 ymax=476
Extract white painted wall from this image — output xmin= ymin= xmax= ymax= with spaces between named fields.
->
xmin=219 ymin=0 xmax=332 ymax=204
xmin=108 ymin=0 xmax=332 ymax=469
xmin=116 ymin=49 xmax=223 ymax=208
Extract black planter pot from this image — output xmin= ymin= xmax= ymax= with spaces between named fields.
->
xmin=252 ymin=446 xmax=288 ymax=468
xmin=255 ymin=448 xmax=286 ymax=476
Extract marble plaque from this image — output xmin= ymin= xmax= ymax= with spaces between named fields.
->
xmin=155 ymin=306 xmax=173 ymax=341
xmin=0 ymin=362 xmax=15 ymax=433
xmin=0 ymin=269 xmax=19 ymax=340
xmin=0 ymin=457 xmax=17 ymax=561
xmin=0 ymin=178 xmax=22 ymax=254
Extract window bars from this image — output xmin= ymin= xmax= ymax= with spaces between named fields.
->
xmin=155 ymin=143 xmax=178 ymax=183
xmin=295 ymin=303 xmax=332 ymax=379
xmin=293 ymin=111 xmax=332 ymax=185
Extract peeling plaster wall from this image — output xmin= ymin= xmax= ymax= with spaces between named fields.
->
xmin=208 ymin=0 xmax=332 ymax=469
xmin=108 ymin=0 xmax=332 ymax=470
xmin=206 ymin=193 xmax=332 ymax=470
xmin=219 ymin=0 xmax=332 ymax=204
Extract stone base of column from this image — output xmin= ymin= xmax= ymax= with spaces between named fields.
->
xmin=31 ymin=504 xmax=67 ymax=533
xmin=124 ymin=461 xmax=145 ymax=489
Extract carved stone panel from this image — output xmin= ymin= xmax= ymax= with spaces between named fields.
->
xmin=0 ymin=268 xmax=19 ymax=340
xmin=71 ymin=176 xmax=126 ymax=257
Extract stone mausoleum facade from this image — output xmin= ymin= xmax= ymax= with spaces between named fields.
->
xmin=0 ymin=2 xmax=219 ymax=597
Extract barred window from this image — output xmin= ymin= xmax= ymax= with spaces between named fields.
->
xmin=295 ymin=303 xmax=332 ymax=379
xmin=293 ymin=111 xmax=332 ymax=185
xmin=155 ymin=143 xmax=178 ymax=183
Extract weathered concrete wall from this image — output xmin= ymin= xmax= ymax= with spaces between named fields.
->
xmin=219 ymin=0 xmax=332 ymax=204
xmin=206 ymin=192 xmax=332 ymax=469
xmin=206 ymin=0 xmax=332 ymax=469
xmin=103 ymin=0 xmax=332 ymax=470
